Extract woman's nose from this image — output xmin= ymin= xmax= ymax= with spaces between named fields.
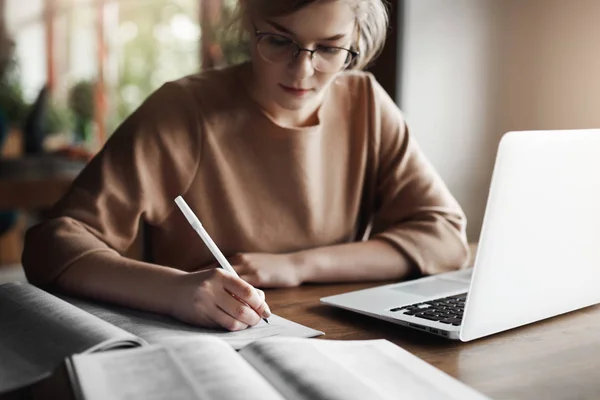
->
xmin=288 ymin=50 xmax=316 ymax=79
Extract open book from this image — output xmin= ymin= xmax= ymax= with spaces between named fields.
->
xmin=0 ymin=282 xmax=322 ymax=394
xmin=67 ymin=336 xmax=491 ymax=400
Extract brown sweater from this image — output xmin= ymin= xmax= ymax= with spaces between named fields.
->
xmin=22 ymin=63 xmax=469 ymax=286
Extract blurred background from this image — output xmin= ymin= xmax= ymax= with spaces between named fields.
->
xmin=0 ymin=0 xmax=261 ymax=267
xmin=1 ymin=0 xmax=245 ymax=151
xmin=2 ymin=0 xmax=600 ymax=270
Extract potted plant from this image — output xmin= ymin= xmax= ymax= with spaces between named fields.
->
xmin=0 ymin=34 xmax=28 ymax=146
xmin=68 ymin=80 xmax=95 ymax=145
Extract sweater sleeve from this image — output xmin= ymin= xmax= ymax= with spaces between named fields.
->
xmin=366 ymin=75 xmax=469 ymax=275
xmin=22 ymin=81 xmax=201 ymax=286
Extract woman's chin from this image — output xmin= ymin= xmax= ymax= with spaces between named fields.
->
xmin=274 ymin=90 xmax=320 ymax=111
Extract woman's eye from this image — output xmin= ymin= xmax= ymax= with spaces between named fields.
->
xmin=268 ymin=36 xmax=293 ymax=47
xmin=318 ymin=46 xmax=342 ymax=55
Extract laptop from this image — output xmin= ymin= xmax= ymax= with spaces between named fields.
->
xmin=321 ymin=129 xmax=600 ymax=341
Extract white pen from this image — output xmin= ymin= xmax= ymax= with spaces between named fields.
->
xmin=174 ymin=196 xmax=270 ymax=324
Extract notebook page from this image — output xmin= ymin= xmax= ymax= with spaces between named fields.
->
xmin=63 ymin=295 xmax=323 ymax=349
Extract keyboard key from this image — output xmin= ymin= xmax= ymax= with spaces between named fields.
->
xmin=415 ymin=314 xmax=443 ymax=321
xmin=441 ymin=317 xmax=462 ymax=324
xmin=392 ymin=292 xmax=468 ymax=323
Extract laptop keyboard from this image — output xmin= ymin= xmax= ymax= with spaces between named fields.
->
xmin=389 ymin=293 xmax=467 ymax=326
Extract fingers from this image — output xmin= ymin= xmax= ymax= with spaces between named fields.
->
xmin=209 ymin=305 xmax=249 ymax=332
xmin=229 ymin=254 xmax=261 ymax=287
xmin=222 ymin=272 xmax=272 ymax=319
xmin=217 ymin=290 xmax=264 ymax=327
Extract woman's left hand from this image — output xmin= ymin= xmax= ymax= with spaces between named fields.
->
xmin=228 ymin=253 xmax=304 ymax=288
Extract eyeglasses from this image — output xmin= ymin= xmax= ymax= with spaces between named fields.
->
xmin=254 ymin=29 xmax=359 ymax=73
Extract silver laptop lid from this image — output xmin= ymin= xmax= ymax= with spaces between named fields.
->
xmin=461 ymin=129 xmax=600 ymax=341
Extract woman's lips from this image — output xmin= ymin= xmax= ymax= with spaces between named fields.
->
xmin=279 ymin=84 xmax=312 ymax=96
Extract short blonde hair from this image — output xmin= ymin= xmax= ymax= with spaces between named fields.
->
xmin=232 ymin=0 xmax=390 ymax=70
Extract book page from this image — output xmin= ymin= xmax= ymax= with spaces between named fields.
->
xmin=63 ymin=295 xmax=323 ymax=349
xmin=0 ymin=283 xmax=143 ymax=394
xmin=240 ymin=338 xmax=491 ymax=400
xmin=71 ymin=338 xmax=286 ymax=400
xmin=71 ymin=346 xmax=203 ymax=400
xmin=168 ymin=337 xmax=285 ymax=400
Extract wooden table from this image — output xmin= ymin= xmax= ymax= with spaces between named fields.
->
xmin=0 ymin=156 xmax=85 ymax=210
xmin=10 ymin=281 xmax=599 ymax=400
xmin=262 ymin=282 xmax=600 ymax=400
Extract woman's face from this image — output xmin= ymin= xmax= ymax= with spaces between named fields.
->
xmin=248 ymin=1 xmax=356 ymax=122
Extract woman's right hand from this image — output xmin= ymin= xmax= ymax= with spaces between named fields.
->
xmin=169 ymin=268 xmax=272 ymax=331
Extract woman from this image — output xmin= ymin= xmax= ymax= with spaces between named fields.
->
xmin=22 ymin=0 xmax=469 ymax=331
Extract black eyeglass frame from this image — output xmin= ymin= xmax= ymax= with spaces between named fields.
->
xmin=253 ymin=28 xmax=360 ymax=71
